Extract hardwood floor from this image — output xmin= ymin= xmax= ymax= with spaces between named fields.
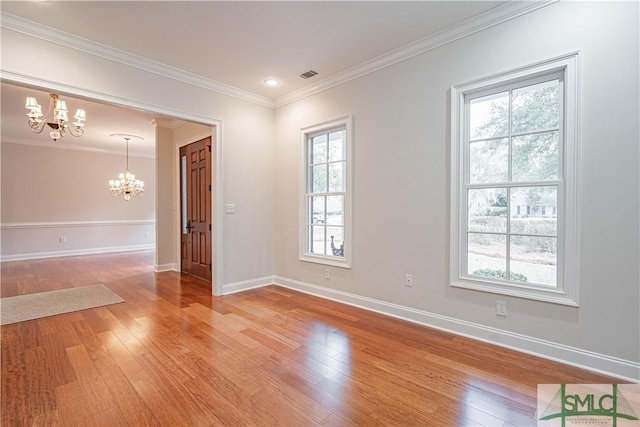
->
xmin=1 ymin=252 xmax=616 ymax=426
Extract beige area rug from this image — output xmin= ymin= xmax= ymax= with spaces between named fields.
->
xmin=1 ymin=283 xmax=124 ymax=326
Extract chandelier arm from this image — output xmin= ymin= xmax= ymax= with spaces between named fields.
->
xmin=38 ymin=95 xmax=57 ymax=133
xmin=27 ymin=119 xmax=47 ymax=134
xmin=41 ymin=95 xmax=55 ymax=125
xmin=66 ymin=126 xmax=85 ymax=137
xmin=27 ymin=97 xmax=53 ymax=133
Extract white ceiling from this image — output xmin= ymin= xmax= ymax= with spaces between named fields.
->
xmin=1 ymin=0 xmax=516 ymax=156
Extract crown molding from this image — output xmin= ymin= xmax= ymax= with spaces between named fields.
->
xmin=0 ymin=13 xmax=275 ymax=109
xmin=274 ymin=0 xmax=557 ymax=108
xmin=150 ymin=118 xmax=185 ymax=129
xmin=2 ymin=1 xmax=555 ymax=111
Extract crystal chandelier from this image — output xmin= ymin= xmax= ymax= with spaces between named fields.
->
xmin=25 ymin=93 xmax=86 ymax=142
xmin=109 ymin=134 xmax=144 ymax=201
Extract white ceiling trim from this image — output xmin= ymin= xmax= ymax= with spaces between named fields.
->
xmin=151 ymin=118 xmax=185 ymax=130
xmin=0 ymin=69 xmax=220 ymax=127
xmin=1 ymin=1 xmax=555 ymax=111
xmin=274 ymin=0 xmax=556 ymax=108
xmin=2 ymin=136 xmax=156 ymax=159
xmin=0 ymin=13 xmax=275 ymax=109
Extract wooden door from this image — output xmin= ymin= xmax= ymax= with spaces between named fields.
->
xmin=180 ymin=137 xmax=212 ymax=280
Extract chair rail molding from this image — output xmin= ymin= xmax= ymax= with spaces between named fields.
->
xmin=1 ymin=219 xmax=155 ymax=230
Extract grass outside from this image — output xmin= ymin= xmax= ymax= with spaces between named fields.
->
xmin=468 ymin=252 xmax=556 ymax=287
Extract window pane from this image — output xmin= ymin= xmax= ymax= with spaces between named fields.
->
xmin=469 ymin=92 xmax=509 ymax=140
xmin=326 ymin=226 xmax=345 ymax=257
xmin=512 ymin=80 xmax=559 ymax=134
xmin=302 ymin=119 xmax=350 ymax=266
xmin=469 ymin=138 xmax=508 ymax=184
xmin=181 ymin=155 xmax=188 ymax=234
xmin=510 ymin=236 xmax=557 ymax=286
xmin=311 ymin=196 xmax=325 ymax=225
xmin=311 ymin=134 xmax=327 ymax=164
xmin=467 ymin=233 xmax=506 ymax=278
xmin=468 ymin=188 xmax=507 ymax=233
xmin=328 ymin=162 xmax=345 ymax=192
xmin=512 ymin=131 xmax=559 ymax=182
xmin=454 ymin=56 xmax=579 ymax=301
xmin=311 ymin=164 xmax=327 ymax=193
xmin=326 ymin=195 xmax=344 ymax=225
xmin=310 ymin=226 xmax=325 ymax=255
xmin=510 ymin=186 xmax=557 ymax=235
xmin=328 ymin=130 xmax=346 ymax=162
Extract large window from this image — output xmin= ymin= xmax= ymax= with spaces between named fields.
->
xmin=300 ymin=116 xmax=353 ymax=268
xmin=450 ymin=54 xmax=579 ymax=305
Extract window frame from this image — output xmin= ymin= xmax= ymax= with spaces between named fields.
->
xmin=450 ymin=53 xmax=580 ymax=306
xmin=299 ymin=116 xmax=353 ymax=268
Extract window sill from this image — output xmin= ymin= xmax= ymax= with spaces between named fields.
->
xmin=451 ymin=277 xmax=579 ymax=307
xmin=299 ymin=254 xmax=351 ymax=269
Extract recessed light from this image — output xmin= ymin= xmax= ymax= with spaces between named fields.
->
xmin=264 ymin=79 xmax=280 ymax=87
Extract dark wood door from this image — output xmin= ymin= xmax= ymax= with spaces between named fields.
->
xmin=180 ymin=137 xmax=212 ymax=280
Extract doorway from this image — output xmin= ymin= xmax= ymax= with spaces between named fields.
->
xmin=180 ymin=137 xmax=212 ymax=281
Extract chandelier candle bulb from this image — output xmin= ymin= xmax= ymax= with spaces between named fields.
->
xmin=55 ymin=99 xmax=67 ymax=111
xmin=73 ymin=109 xmax=86 ymax=127
xmin=56 ymin=110 xmax=68 ymax=121
xmin=25 ymin=97 xmax=38 ymax=109
xmin=25 ymin=97 xmax=42 ymax=120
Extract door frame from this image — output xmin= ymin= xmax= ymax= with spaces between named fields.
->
xmin=175 ymin=132 xmax=215 ymax=283
xmin=174 ymin=126 xmax=223 ymax=296
xmin=2 ymin=73 xmax=225 ymax=297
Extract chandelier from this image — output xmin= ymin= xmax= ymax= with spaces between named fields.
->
xmin=109 ymin=134 xmax=144 ymax=201
xmin=25 ymin=93 xmax=86 ymax=142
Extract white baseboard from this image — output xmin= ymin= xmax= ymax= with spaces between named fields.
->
xmin=154 ymin=263 xmax=178 ymax=272
xmin=0 ymin=244 xmax=155 ymax=262
xmin=229 ymin=275 xmax=638 ymax=382
xmin=222 ymin=275 xmax=277 ymax=295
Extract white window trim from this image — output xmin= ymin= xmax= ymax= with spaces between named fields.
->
xmin=450 ymin=52 xmax=580 ymax=306
xmin=299 ymin=115 xmax=353 ymax=269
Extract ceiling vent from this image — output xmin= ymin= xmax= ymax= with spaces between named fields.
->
xmin=298 ymin=70 xmax=318 ymax=79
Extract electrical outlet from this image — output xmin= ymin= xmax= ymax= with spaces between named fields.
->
xmin=496 ymin=300 xmax=508 ymax=317
xmin=59 ymin=237 xmax=67 ymax=243
xmin=404 ymin=274 xmax=413 ymax=287
xmin=144 ymin=232 xmax=149 ymax=238
xmin=324 ymin=269 xmax=330 ymax=280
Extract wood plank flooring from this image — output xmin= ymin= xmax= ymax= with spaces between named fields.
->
xmin=1 ymin=251 xmax=617 ymax=426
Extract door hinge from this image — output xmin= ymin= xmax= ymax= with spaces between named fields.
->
xmin=209 ymin=184 xmax=211 ymax=191
xmin=208 ymin=264 xmax=212 ymax=270
xmin=207 ymin=145 xmax=211 ymax=152
xmin=209 ymin=224 xmax=211 ymax=231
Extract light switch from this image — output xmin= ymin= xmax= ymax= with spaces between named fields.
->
xmin=225 ymin=204 xmax=235 ymax=214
